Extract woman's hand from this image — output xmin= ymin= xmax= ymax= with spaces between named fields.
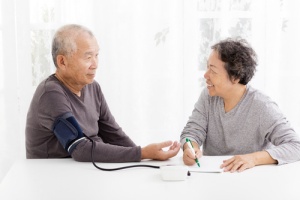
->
xmin=220 ymin=154 xmax=256 ymax=172
xmin=182 ymin=141 xmax=202 ymax=166
xmin=220 ymin=151 xmax=277 ymax=172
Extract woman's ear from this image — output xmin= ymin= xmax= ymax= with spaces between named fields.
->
xmin=231 ymin=77 xmax=240 ymax=84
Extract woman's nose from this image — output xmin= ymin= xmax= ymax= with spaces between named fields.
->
xmin=204 ymin=69 xmax=209 ymax=79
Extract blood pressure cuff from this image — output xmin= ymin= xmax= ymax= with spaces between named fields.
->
xmin=52 ymin=112 xmax=86 ymax=154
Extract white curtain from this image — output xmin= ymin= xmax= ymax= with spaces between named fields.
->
xmin=1 ymin=0 xmax=299 ymax=182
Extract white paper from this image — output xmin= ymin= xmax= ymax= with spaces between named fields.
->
xmin=188 ymin=156 xmax=231 ymax=173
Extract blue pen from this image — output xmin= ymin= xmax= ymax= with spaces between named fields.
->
xmin=186 ymin=138 xmax=200 ymax=167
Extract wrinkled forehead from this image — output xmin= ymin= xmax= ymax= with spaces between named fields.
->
xmin=208 ymin=50 xmax=222 ymax=62
xmin=75 ymin=32 xmax=99 ymax=50
xmin=207 ymin=50 xmax=225 ymax=69
xmin=62 ymin=31 xmax=98 ymax=57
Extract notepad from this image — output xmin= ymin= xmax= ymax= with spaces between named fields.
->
xmin=188 ymin=156 xmax=230 ymax=173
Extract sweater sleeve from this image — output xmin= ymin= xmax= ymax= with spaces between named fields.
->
xmin=96 ymin=88 xmax=137 ymax=147
xmin=260 ymin=101 xmax=300 ymax=165
xmin=180 ymin=89 xmax=208 ymax=149
xmin=71 ymin=137 xmax=141 ymax=163
xmin=70 ymin=84 xmax=141 ymax=162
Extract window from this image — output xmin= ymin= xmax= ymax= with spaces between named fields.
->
xmin=0 ymin=0 xmax=4 ymax=133
xmin=1 ymin=0 xmax=300 ymax=184
xmin=30 ymin=0 xmax=58 ymax=85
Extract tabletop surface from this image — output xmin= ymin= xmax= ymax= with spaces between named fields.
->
xmin=1 ymin=155 xmax=300 ymax=200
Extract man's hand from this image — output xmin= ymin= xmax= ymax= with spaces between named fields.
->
xmin=141 ymin=141 xmax=180 ymax=161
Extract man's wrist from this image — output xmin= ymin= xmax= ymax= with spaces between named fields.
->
xmin=141 ymin=147 xmax=148 ymax=160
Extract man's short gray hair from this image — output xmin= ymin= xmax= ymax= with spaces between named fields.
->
xmin=51 ymin=24 xmax=94 ymax=67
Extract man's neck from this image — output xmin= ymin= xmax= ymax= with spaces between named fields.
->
xmin=54 ymin=73 xmax=82 ymax=97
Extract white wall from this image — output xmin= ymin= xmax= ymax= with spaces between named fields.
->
xmin=1 ymin=0 xmax=300 ymax=183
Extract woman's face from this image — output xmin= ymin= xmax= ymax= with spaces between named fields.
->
xmin=204 ymin=50 xmax=237 ymax=98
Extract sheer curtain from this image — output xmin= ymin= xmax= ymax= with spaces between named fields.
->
xmin=1 ymin=0 xmax=299 ymax=182
xmin=183 ymin=0 xmax=300 ymax=131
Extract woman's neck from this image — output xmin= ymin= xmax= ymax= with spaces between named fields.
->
xmin=223 ymin=84 xmax=247 ymax=113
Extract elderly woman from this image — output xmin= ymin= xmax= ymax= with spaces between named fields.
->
xmin=180 ymin=38 xmax=300 ymax=172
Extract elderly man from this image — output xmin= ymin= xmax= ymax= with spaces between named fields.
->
xmin=26 ymin=24 xmax=180 ymax=162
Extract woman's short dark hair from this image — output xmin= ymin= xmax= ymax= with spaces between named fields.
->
xmin=211 ymin=38 xmax=257 ymax=85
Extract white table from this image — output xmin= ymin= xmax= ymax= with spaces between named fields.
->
xmin=0 ymin=156 xmax=300 ymax=200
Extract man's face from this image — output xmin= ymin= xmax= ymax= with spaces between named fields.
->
xmin=64 ymin=32 xmax=99 ymax=87
xmin=204 ymin=50 xmax=235 ymax=98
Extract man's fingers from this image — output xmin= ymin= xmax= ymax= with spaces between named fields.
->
xmin=169 ymin=141 xmax=179 ymax=150
xmin=157 ymin=140 xmax=173 ymax=149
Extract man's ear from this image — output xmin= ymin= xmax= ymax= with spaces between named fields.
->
xmin=56 ymin=55 xmax=67 ymax=70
